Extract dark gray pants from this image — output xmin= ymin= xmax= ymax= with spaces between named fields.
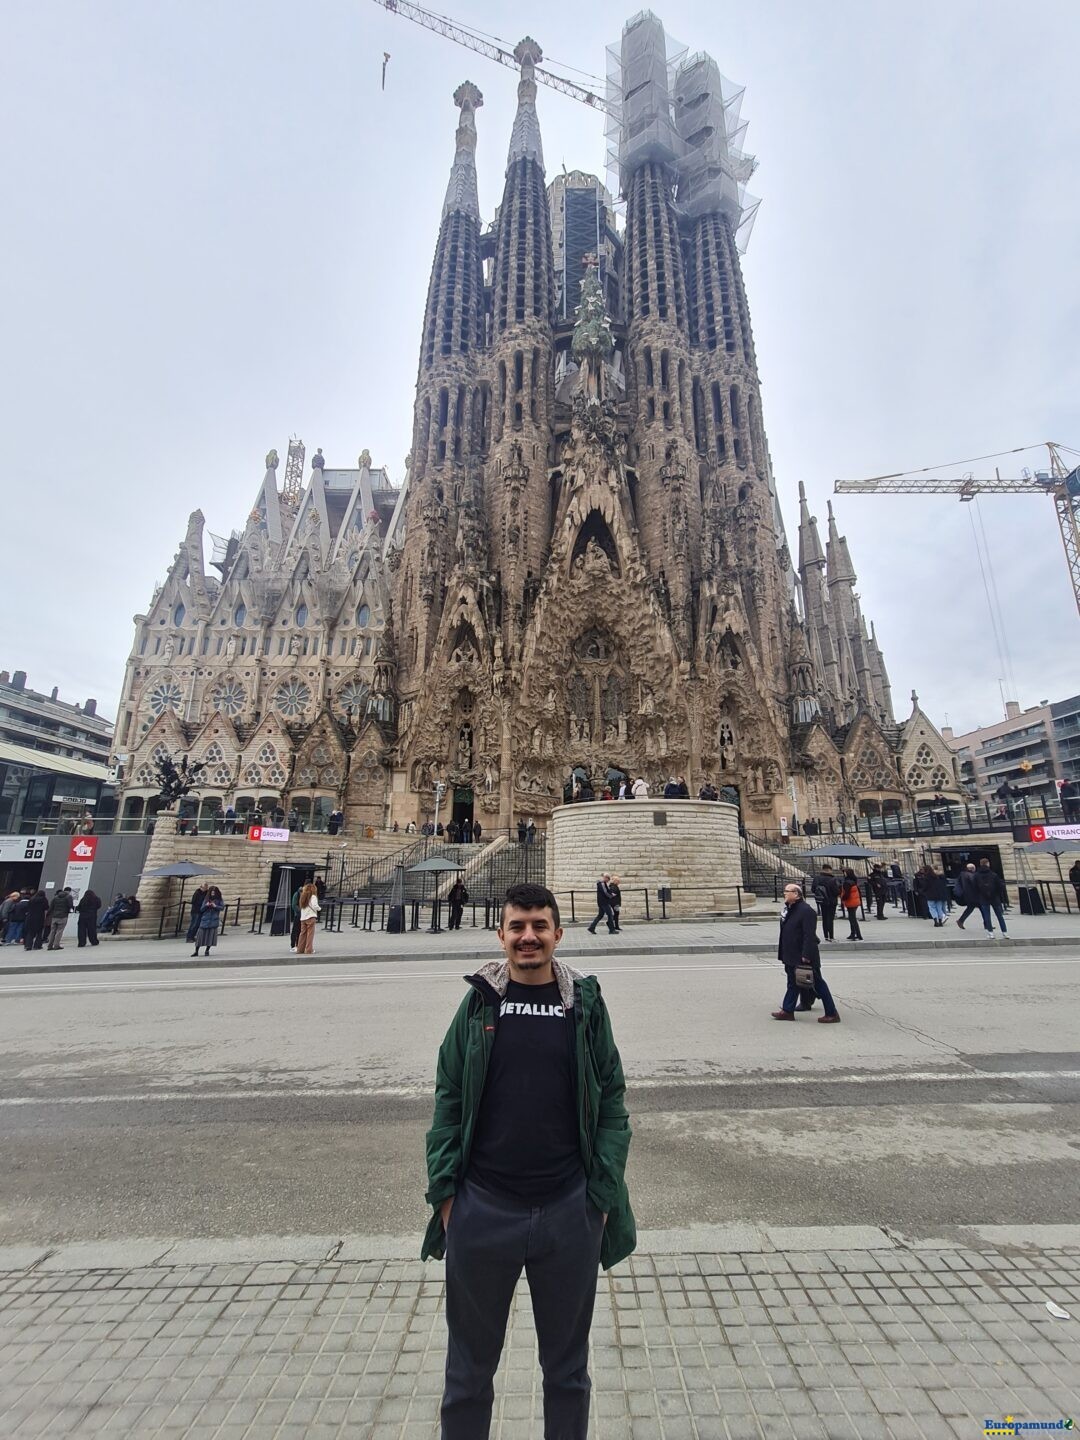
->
xmin=441 ymin=1171 xmax=604 ymax=1439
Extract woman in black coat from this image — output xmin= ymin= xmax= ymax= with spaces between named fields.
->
xmin=23 ymin=891 xmax=49 ymax=951
xmin=77 ymin=890 xmax=102 ymax=947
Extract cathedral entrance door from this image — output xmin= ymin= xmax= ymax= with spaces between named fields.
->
xmin=452 ymin=787 xmax=474 ymax=832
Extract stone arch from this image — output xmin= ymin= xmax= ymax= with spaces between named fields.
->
xmin=570 ymin=510 xmax=620 ymax=576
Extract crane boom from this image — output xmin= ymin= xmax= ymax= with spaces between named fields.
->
xmin=834 ymin=442 xmax=1080 ymax=619
xmin=371 ymin=0 xmax=611 ymax=112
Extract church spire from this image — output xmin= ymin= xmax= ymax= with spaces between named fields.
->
xmin=797 ymin=482 xmax=825 ymax=570
xmin=442 ymin=81 xmax=482 ymax=220
xmin=826 ymin=500 xmax=856 ymax=586
xmin=507 ymin=38 xmax=544 ymax=171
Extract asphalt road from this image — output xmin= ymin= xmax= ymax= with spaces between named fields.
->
xmin=1 ymin=946 xmax=1078 ymax=1245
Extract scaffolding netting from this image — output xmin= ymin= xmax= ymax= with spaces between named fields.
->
xmin=605 ymin=10 xmax=760 ymax=250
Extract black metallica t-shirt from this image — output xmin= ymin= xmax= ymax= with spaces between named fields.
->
xmin=468 ymin=979 xmax=583 ymax=1200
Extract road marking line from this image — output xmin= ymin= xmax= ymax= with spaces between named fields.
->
xmin=0 ymin=953 xmax=1078 ymax=995
xmin=2 ymin=1070 xmax=1078 ymax=1106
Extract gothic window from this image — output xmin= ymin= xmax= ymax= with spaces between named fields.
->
xmin=211 ymin=679 xmax=246 ymax=717
xmin=134 ymin=765 xmax=156 ymax=785
xmin=914 ymin=743 xmax=935 ymax=767
xmin=295 ymin=603 xmax=309 ymax=628
xmin=692 ymin=378 xmax=706 ymax=453
xmin=906 ymin=765 xmax=925 ymax=789
xmin=234 ymin=602 xmax=247 ymax=627
xmin=730 ymin=384 xmax=743 ymax=463
xmin=321 ymin=764 xmax=341 ymax=787
xmin=173 ymin=602 xmax=186 ymax=626
xmin=297 ymin=765 xmax=318 ymax=786
xmin=660 ymin=349 xmax=670 ymax=391
xmin=147 ymin=681 xmax=182 ymax=716
xmin=356 ymin=602 xmax=370 ymax=628
xmin=211 ymin=764 xmax=232 ymax=786
xmin=257 ymin=743 xmax=278 ymax=764
xmin=244 ymin=763 xmax=262 ymax=784
xmin=204 ymin=743 xmax=225 ymax=765
xmin=336 ymin=679 xmax=370 ymax=718
xmin=266 ymin=764 xmax=287 ymax=787
xmin=312 ymin=743 xmax=331 ymax=766
xmin=929 ymin=765 xmax=950 ymax=789
xmin=273 ymin=679 xmax=311 ymax=718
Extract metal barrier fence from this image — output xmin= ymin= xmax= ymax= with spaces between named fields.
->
xmin=153 ymin=883 xmax=752 ymax=939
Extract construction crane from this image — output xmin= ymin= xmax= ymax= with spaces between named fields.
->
xmin=835 ymin=441 xmax=1080 ymax=619
xmin=370 ymin=0 xmax=611 ymax=111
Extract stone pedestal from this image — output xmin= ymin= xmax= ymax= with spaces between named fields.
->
xmin=547 ymin=799 xmax=746 ymax=916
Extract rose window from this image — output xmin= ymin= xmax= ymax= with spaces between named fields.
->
xmin=148 ymin=682 xmax=182 ymax=716
xmin=211 ymin=679 xmax=246 ymax=717
xmin=336 ymin=680 xmax=370 ymax=717
xmin=273 ymin=679 xmax=311 ymax=718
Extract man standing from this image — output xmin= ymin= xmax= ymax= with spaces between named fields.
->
xmin=422 ymin=882 xmax=635 ymax=1439
xmin=1070 ymin=858 xmax=1080 ymax=910
xmin=47 ymin=888 xmax=74 ymax=950
xmin=586 ymin=874 xmax=616 ymax=935
xmin=868 ymin=865 xmax=889 ymax=920
xmin=185 ymin=885 xmax=208 ymax=945
xmin=811 ymin=865 xmax=840 ymax=941
xmin=772 ymin=882 xmax=840 ymax=1023
xmin=447 ymin=877 xmax=468 ymax=931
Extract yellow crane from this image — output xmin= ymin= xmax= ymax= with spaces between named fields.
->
xmin=834 ymin=441 xmax=1080 ymax=619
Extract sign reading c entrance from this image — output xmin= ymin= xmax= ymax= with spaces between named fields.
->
xmin=247 ymin=826 xmax=290 ymax=843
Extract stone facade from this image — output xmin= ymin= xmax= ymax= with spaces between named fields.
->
xmin=113 ymin=17 xmax=962 ymax=841
xmin=547 ymin=799 xmax=744 ymax=916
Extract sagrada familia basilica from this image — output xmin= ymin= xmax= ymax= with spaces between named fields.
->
xmin=113 ymin=14 xmax=960 ymax=835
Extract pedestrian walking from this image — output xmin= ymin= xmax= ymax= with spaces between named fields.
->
xmin=191 ymin=886 xmax=224 ymax=956
xmin=0 ymin=890 xmax=19 ymax=944
xmin=608 ymin=875 xmax=622 ymax=932
xmin=422 ymin=881 xmax=635 ymax=1439
xmin=586 ymin=874 xmax=616 ymax=935
xmin=447 ymin=878 xmax=468 ymax=931
xmin=295 ymin=882 xmax=320 ymax=954
xmin=971 ymin=858 xmax=1009 ymax=937
xmin=921 ymin=867 xmax=950 ymax=926
xmin=47 ymin=887 xmax=74 ymax=950
xmin=289 ymin=881 xmax=304 ymax=952
xmin=76 ymin=889 xmax=101 ymax=947
xmin=954 ymin=863 xmax=989 ymax=932
xmin=811 ymin=866 xmax=840 ymax=940
xmin=1069 ymin=859 xmax=1080 ymax=910
xmin=840 ymin=870 xmax=863 ymax=940
xmin=4 ymin=891 xmax=28 ymax=946
xmin=185 ymin=884 xmax=208 ymax=944
xmin=772 ymin=882 xmax=841 ymax=1023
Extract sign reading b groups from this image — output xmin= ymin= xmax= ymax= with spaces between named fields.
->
xmin=247 ymin=826 xmax=290 ymax=843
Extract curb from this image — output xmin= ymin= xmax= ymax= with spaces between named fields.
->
xmin=1 ymin=933 xmax=1076 ymax=977
xmin=3 ymin=1223 xmax=1079 ymax=1274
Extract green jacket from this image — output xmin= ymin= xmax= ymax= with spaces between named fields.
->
xmin=422 ymin=958 xmax=636 ymax=1270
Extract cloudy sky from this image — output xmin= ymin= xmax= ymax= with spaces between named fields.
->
xmin=2 ymin=0 xmax=1077 ymax=737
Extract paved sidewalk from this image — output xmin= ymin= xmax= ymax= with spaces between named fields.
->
xmin=1 ymin=1229 xmax=1078 ymax=1439
xmin=4 ymin=909 xmax=1079 ymax=976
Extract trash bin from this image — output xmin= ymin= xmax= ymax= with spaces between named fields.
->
xmin=386 ymin=904 xmax=406 ymax=933
xmin=1018 ymin=886 xmax=1045 ymax=916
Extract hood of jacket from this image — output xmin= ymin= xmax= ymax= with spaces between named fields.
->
xmin=470 ymin=956 xmax=585 ymax=1012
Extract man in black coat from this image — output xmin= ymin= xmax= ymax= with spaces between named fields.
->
xmin=974 ymin=858 xmax=1009 ymax=937
xmin=586 ymin=874 xmax=616 ymax=935
xmin=811 ymin=866 xmax=840 ymax=941
xmin=772 ymin=883 xmax=840 ymax=1022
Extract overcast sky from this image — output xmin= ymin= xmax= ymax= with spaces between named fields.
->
xmin=2 ymin=0 xmax=1077 ymax=738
